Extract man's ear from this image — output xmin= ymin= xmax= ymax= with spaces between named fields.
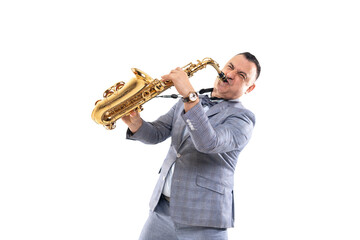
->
xmin=245 ymin=84 xmax=256 ymax=94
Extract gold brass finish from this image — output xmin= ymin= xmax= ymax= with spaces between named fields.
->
xmin=91 ymin=57 xmax=226 ymax=130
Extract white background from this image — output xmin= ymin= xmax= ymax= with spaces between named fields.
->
xmin=1 ymin=0 xmax=359 ymax=239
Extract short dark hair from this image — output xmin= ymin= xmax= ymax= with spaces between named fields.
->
xmin=237 ymin=52 xmax=261 ymax=80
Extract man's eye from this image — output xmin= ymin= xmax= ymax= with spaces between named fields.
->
xmin=239 ymin=74 xmax=246 ymax=80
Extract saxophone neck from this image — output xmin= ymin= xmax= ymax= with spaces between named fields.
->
xmin=182 ymin=57 xmax=227 ymax=82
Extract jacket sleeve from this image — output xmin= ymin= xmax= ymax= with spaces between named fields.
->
xmin=126 ymin=102 xmax=178 ymax=144
xmin=181 ymin=102 xmax=255 ymax=153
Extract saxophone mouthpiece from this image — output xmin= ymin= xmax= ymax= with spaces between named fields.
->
xmin=218 ymin=72 xmax=228 ymax=82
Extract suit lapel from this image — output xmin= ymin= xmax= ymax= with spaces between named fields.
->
xmin=179 ymin=130 xmax=190 ymax=147
xmin=174 ymin=117 xmax=187 ymax=147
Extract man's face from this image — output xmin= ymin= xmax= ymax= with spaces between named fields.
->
xmin=212 ymin=54 xmax=257 ymax=100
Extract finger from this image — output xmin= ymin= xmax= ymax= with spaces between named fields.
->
xmin=121 ymin=115 xmax=130 ymax=124
xmin=129 ymin=110 xmax=137 ymax=117
xmin=130 ymin=110 xmax=141 ymax=120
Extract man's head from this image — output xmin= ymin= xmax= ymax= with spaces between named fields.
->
xmin=212 ymin=52 xmax=261 ymax=100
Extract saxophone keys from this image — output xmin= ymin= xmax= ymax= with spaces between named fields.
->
xmin=154 ymin=81 xmax=165 ymax=92
xmin=104 ymin=122 xmax=116 ymax=130
xmin=136 ymin=105 xmax=144 ymax=112
xmin=142 ymin=90 xmax=151 ymax=100
xmin=103 ymin=89 xmax=114 ymax=98
xmin=115 ymin=81 xmax=125 ymax=91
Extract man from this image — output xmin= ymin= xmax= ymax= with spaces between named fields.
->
xmin=122 ymin=52 xmax=261 ymax=240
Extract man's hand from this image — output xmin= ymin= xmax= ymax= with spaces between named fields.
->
xmin=121 ymin=110 xmax=143 ymax=133
xmin=161 ymin=67 xmax=195 ymax=97
xmin=161 ymin=67 xmax=200 ymax=112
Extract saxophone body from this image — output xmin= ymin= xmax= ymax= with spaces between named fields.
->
xmin=91 ymin=57 xmax=226 ymax=130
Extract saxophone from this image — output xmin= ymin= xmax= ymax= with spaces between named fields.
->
xmin=91 ymin=57 xmax=227 ymax=130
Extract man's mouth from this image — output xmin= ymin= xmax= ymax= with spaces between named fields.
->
xmin=219 ymin=78 xmax=230 ymax=86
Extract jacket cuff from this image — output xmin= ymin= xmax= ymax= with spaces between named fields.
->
xmin=125 ymin=120 xmax=150 ymax=140
xmin=181 ymin=102 xmax=206 ymax=131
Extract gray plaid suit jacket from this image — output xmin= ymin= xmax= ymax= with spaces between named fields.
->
xmin=126 ymin=96 xmax=255 ymax=228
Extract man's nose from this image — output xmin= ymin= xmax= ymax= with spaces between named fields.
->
xmin=225 ymin=69 xmax=235 ymax=79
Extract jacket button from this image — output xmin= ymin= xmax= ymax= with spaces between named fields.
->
xmin=177 ymin=153 xmax=181 ymax=158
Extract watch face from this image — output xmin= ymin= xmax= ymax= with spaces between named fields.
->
xmin=189 ymin=92 xmax=197 ymax=101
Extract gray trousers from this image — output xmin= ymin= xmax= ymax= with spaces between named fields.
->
xmin=138 ymin=195 xmax=228 ymax=240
